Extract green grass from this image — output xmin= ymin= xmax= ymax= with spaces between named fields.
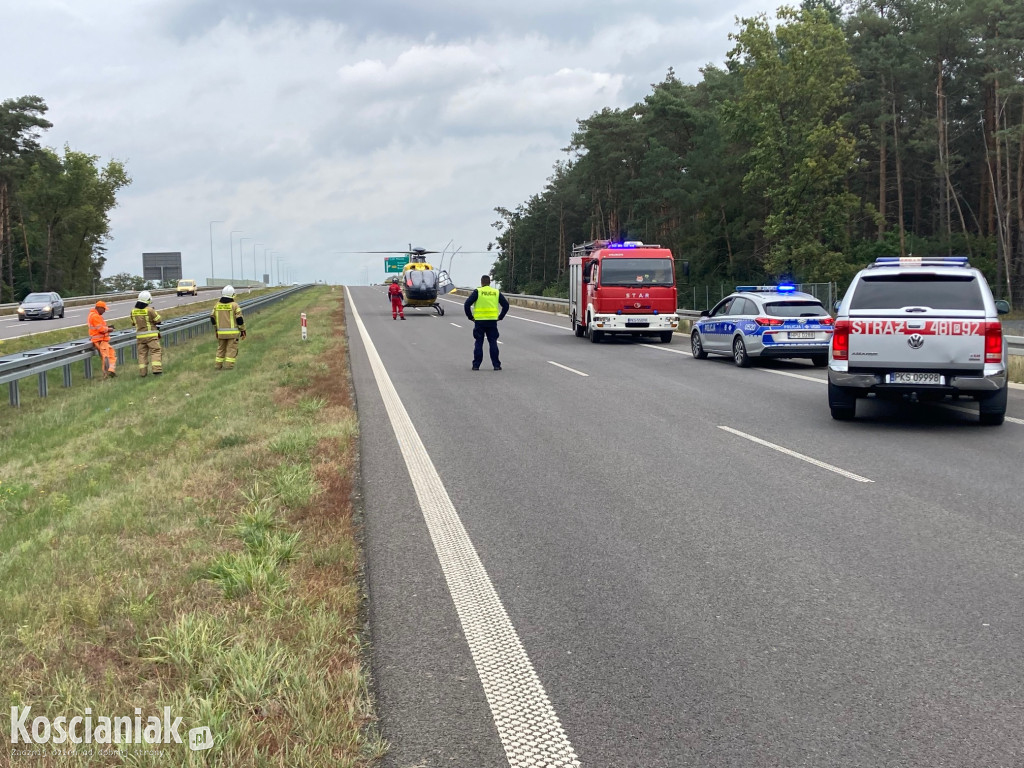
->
xmin=0 ymin=287 xmax=386 ymax=766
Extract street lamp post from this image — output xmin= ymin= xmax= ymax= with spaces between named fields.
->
xmin=239 ymin=238 xmax=252 ymax=282
xmin=253 ymin=243 xmax=263 ymax=286
xmin=230 ymin=231 xmax=243 ymax=282
xmin=209 ymin=221 xmax=223 ymax=283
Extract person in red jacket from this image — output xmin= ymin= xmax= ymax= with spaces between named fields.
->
xmin=388 ymin=276 xmax=405 ymax=320
xmin=87 ymin=300 xmax=117 ymax=378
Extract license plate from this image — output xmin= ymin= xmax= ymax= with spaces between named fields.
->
xmin=887 ymin=372 xmax=943 ymax=385
xmin=626 ymin=319 xmax=647 ymax=326
xmin=788 ymin=331 xmax=816 ymax=339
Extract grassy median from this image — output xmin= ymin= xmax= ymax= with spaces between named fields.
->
xmin=0 ymin=286 xmax=385 ymax=766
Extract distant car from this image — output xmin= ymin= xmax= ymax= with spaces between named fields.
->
xmin=17 ymin=291 xmax=65 ymax=321
xmin=176 ymin=279 xmax=198 ymax=296
xmin=691 ymin=285 xmax=834 ymax=367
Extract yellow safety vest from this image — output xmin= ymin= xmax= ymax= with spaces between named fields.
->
xmin=473 ymin=286 xmax=500 ymax=320
xmin=131 ymin=307 xmax=161 ymax=340
xmin=212 ymin=302 xmax=241 ymax=338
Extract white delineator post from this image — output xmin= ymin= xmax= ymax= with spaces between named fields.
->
xmin=301 ymin=313 xmax=307 ymax=341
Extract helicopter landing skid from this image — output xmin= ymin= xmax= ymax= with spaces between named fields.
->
xmin=434 ymin=304 xmax=445 ymax=316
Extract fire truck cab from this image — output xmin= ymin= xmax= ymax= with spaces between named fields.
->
xmin=569 ymin=240 xmax=679 ymax=343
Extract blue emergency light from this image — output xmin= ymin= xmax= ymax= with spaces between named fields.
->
xmin=736 ymin=284 xmax=796 ymax=293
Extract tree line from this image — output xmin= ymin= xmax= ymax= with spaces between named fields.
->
xmin=0 ymin=96 xmax=130 ymax=303
xmin=490 ymin=0 xmax=1024 ymax=307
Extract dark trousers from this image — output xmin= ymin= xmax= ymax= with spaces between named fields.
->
xmin=472 ymin=321 xmax=500 ymax=368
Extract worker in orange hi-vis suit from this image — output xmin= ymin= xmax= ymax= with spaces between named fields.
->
xmin=388 ymin=276 xmax=405 ymax=320
xmin=87 ymin=300 xmax=117 ymax=378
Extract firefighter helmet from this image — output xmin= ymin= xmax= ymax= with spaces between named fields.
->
xmin=138 ymin=290 xmax=152 ymax=304
xmin=222 ymin=285 xmax=236 ymax=298
xmin=392 ymin=277 xmax=399 ymax=283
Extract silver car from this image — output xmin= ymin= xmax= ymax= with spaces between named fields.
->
xmin=691 ymin=285 xmax=834 ymax=367
xmin=17 ymin=291 xmax=65 ymax=320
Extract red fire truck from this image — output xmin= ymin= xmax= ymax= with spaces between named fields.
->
xmin=568 ymin=240 xmax=679 ymax=343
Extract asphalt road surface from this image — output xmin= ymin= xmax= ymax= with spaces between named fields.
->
xmin=347 ymin=285 xmax=1024 ymax=768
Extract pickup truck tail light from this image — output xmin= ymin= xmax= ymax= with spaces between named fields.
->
xmin=832 ymin=319 xmax=851 ymax=360
xmin=985 ymin=321 xmax=1003 ymax=363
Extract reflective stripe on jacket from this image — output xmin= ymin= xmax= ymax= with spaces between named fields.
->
xmin=132 ymin=307 xmax=161 ymax=340
xmin=212 ymin=302 xmax=242 ymax=338
xmin=472 ymin=285 xmax=501 ymax=320
xmin=88 ymin=309 xmax=110 ymax=343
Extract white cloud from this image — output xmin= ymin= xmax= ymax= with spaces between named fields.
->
xmin=0 ymin=0 xmax=769 ymax=287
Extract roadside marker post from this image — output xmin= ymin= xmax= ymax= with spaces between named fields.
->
xmin=301 ymin=313 xmax=307 ymax=341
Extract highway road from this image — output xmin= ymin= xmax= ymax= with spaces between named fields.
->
xmin=0 ymin=291 xmax=249 ymax=343
xmin=349 ymin=283 xmax=1023 ymax=768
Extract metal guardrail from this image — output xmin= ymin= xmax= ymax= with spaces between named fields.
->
xmin=0 ymin=286 xmax=309 ymax=407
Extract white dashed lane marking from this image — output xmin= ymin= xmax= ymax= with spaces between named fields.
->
xmin=547 ymin=361 xmax=589 ymax=377
xmin=719 ymin=425 xmax=874 ymax=483
xmin=348 ymin=290 xmax=581 ymax=768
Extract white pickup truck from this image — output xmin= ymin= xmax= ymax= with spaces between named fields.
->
xmin=828 ymin=257 xmax=1011 ymax=425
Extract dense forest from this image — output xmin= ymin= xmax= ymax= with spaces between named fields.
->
xmin=0 ymin=96 xmax=130 ymax=303
xmin=490 ymin=0 xmax=1024 ymax=308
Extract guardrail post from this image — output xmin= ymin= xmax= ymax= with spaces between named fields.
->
xmin=63 ymin=364 xmax=72 ymax=388
xmin=84 ymin=357 xmax=94 ymax=379
xmin=8 ymin=381 xmax=19 ymax=407
xmin=38 ymin=371 xmax=48 ymax=399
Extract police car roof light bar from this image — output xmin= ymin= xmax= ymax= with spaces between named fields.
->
xmin=735 ymin=284 xmax=797 ymax=293
xmin=872 ymin=256 xmax=970 ymax=267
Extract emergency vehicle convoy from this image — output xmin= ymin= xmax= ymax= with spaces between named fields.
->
xmin=828 ymin=256 xmax=1011 ymax=424
xmin=569 ymin=240 xmax=679 ymax=343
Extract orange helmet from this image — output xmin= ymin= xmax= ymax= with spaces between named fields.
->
xmin=95 ymin=301 xmax=108 ymax=310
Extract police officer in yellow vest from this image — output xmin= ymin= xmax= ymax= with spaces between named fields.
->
xmin=210 ymin=285 xmax=245 ymax=370
xmin=131 ymin=290 xmax=163 ymax=376
xmin=463 ymin=274 xmax=510 ymax=370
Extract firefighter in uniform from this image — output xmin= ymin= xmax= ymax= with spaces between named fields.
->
xmin=87 ymin=300 xmax=117 ymax=378
xmin=210 ymin=285 xmax=245 ymax=369
xmin=131 ymin=290 xmax=163 ymax=376
xmin=388 ymin=276 xmax=405 ymax=319
xmin=463 ymin=274 xmax=509 ymax=370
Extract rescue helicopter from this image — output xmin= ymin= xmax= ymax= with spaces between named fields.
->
xmin=366 ymin=246 xmax=456 ymax=316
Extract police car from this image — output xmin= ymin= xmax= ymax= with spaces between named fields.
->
xmin=828 ymin=256 xmax=1010 ymax=424
xmin=691 ymin=285 xmax=834 ymax=367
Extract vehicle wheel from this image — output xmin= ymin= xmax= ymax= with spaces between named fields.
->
xmin=18 ymin=316 xmax=24 ymax=321
xmin=573 ymin=314 xmax=585 ymax=338
xmin=828 ymin=381 xmax=857 ymax=421
xmin=691 ymin=331 xmax=707 ymax=359
xmin=589 ymin=322 xmax=603 ymax=343
xmin=811 ymin=354 xmax=827 ymax=367
xmin=978 ymin=385 xmax=1007 ymax=426
xmin=732 ymin=337 xmax=751 ymax=367
xmin=659 ymin=331 xmax=673 ymax=343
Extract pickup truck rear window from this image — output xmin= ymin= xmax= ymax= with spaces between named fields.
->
xmin=850 ymin=274 xmax=984 ymax=310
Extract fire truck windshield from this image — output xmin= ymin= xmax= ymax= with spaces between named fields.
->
xmin=598 ymin=258 xmax=674 ymax=287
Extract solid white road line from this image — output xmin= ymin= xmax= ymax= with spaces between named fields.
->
xmin=548 ymin=361 xmax=589 ymax=377
xmin=347 ymin=290 xmax=581 ymax=768
xmin=718 ymin=425 xmax=874 ymax=483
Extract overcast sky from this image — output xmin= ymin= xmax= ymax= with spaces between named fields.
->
xmin=1 ymin=0 xmax=771 ymax=288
